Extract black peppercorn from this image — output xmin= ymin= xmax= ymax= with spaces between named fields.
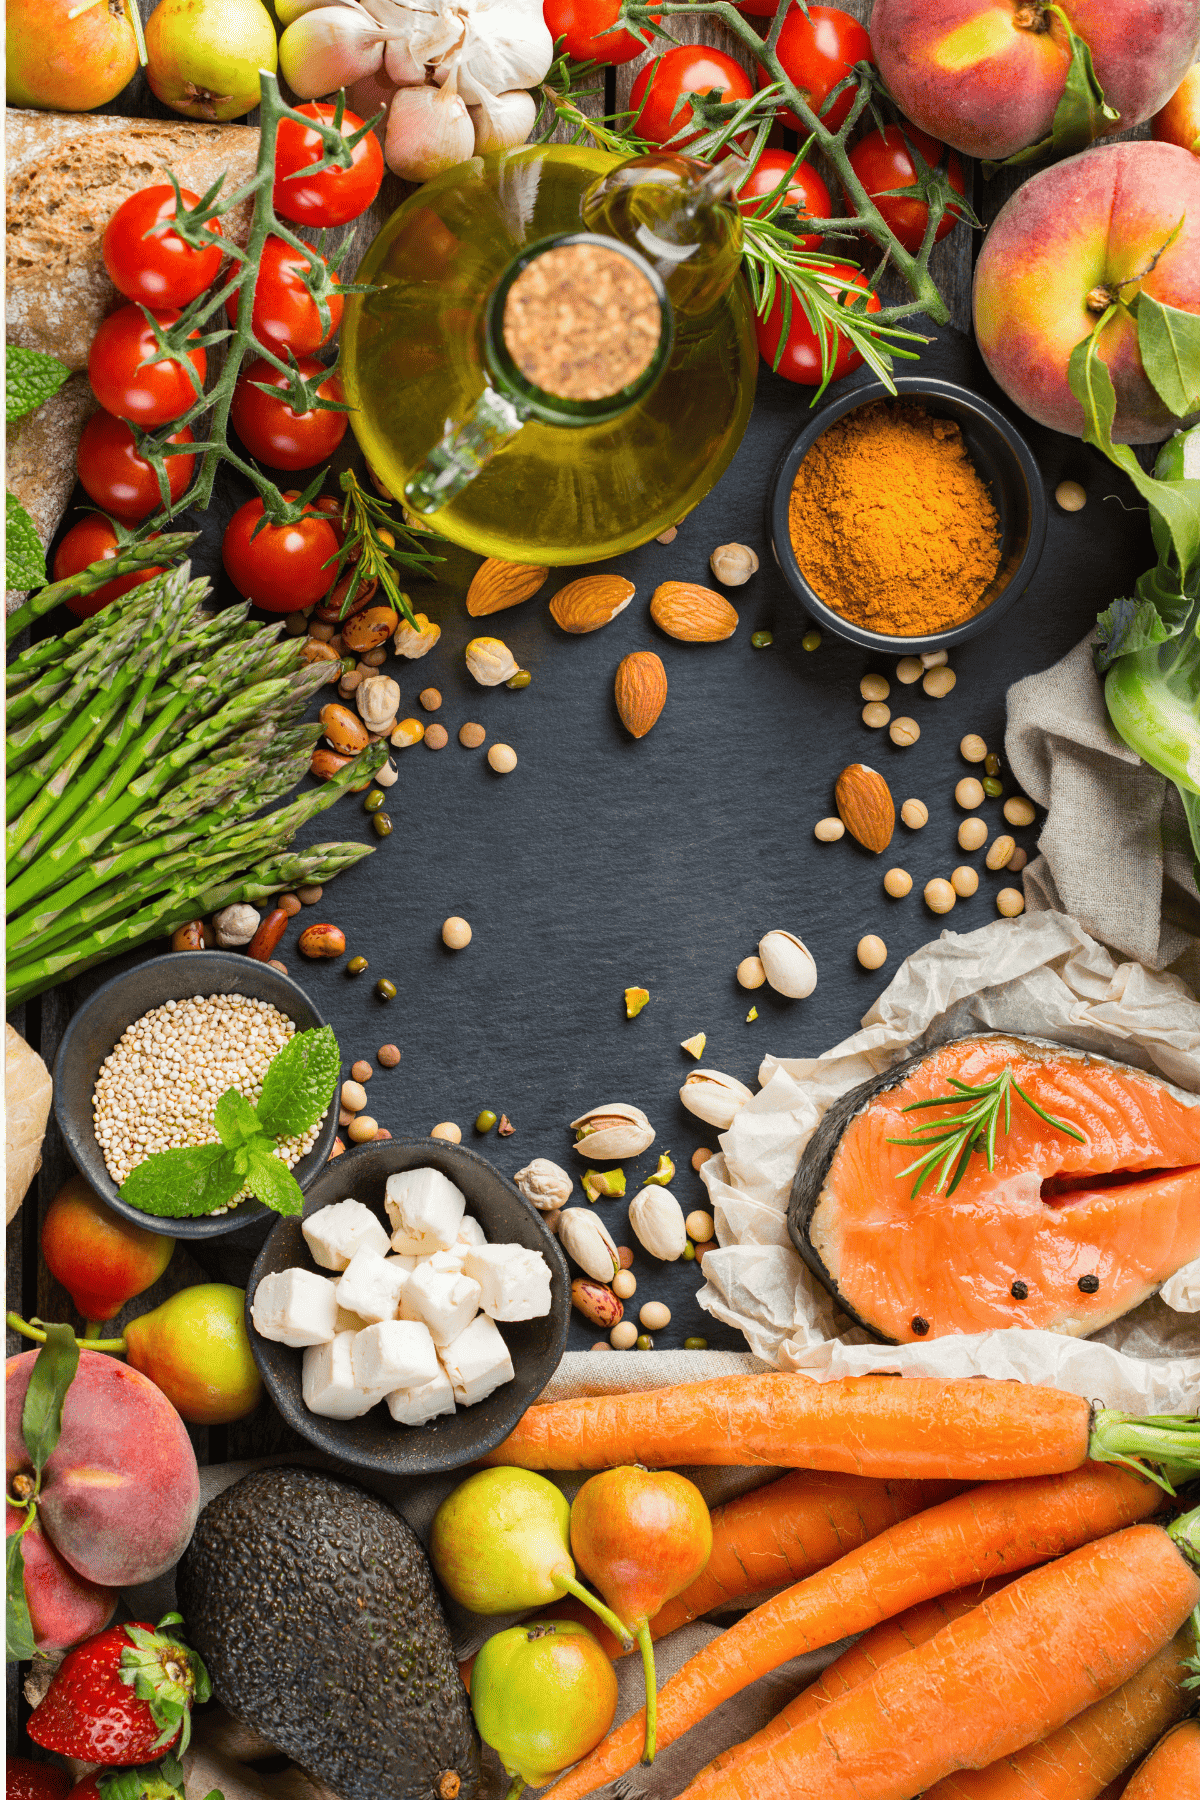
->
xmin=911 ymin=1316 xmax=930 ymax=1336
xmin=1078 ymin=1273 xmax=1100 ymax=1293
xmin=1011 ymin=1279 xmax=1028 ymax=1300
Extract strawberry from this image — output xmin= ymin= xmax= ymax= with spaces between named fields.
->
xmin=26 ymin=1616 xmax=209 ymax=1765
xmin=6 ymin=1759 xmax=71 ymax=1800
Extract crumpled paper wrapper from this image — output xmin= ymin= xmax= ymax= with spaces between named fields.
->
xmin=696 ymin=912 xmax=1200 ymax=1411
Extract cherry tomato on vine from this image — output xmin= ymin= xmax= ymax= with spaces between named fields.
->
xmin=762 ymin=5 xmax=872 ymax=134
xmin=53 ymin=517 xmax=166 ymax=619
xmin=754 ymin=261 xmax=880 ymax=386
xmin=630 ymin=46 xmax=753 ymax=148
xmin=736 ymin=151 xmax=831 ymax=248
xmin=87 ymin=305 xmax=206 ymax=427
xmin=76 ymin=410 xmax=196 ymax=522
xmin=102 ymin=185 xmax=225 ymax=308
xmin=542 ymin=0 xmax=656 ymax=65
xmin=230 ymin=357 xmax=348 ymax=470
xmin=222 ymin=494 xmax=341 ymax=612
xmin=846 ymin=125 xmax=965 ymax=255
xmin=225 ymin=237 xmax=344 ymax=357
xmin=273 ymin=104 xmax=385 ymax=227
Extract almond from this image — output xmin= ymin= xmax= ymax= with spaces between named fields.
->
xmin=649 ymin=581 xmax=738 ymax=642
xmin=549 ymin=574 xmax=635 ymax=634
xmin=614 ymin=651 xmax=667 ymax=739
xmin=466 ymin=559 xmax=549 ymax=616
xmin=835 ymin=763 xmax=896 ymax=855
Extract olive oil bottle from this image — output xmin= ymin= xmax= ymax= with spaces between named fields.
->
xmin=342 ymin=147 xmax=758 ymax=565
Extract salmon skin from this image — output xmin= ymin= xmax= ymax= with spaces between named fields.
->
xmin=788 ymin=1034 xmax=1200 ymax=1344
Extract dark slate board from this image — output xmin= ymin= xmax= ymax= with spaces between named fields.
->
xmin=53 ymin=321 xmax=1154 ymax=1353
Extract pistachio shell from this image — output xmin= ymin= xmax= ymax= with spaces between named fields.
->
xmin=557 ymin=1207 xmax=620 ymax=1281
xmin=628 ymin=1186 xmax=688 ymax=1261
xmin=679 ymin=1070 xmax=754 ymax=1130
xmin=569 ymin=1102 xmax=655 ymax=1161
xmin=758 ymin=929 xmax=817 ymax=1000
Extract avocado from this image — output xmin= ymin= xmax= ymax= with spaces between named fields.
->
xmin=176 ymin=1465 xmax=479 ymax=1800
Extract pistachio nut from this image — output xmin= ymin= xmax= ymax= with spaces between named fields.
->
xmin=465 ymin=636 xmax=521 ymax=687
xmin=680 ymin=1069 xmax=754 ymax=1130
xmin=628 ymin=1186 xmax=688 ymax=1261
xmin=393 ymin=611 xmax=441 ymax=658
xmin=569 ymin=1102 xmax=655 ymax=1161
xmin=644 ymin=1152 xmax=675 ymax=1187
xmin=356 ymin=674 xmax=401 ymax=734
xmin=681 ymin=1033 xmax=706 ymax=1059
xmin=513 ymin=1157 xmax=573 ymax=1211
xmin=583 ymin=1168 xmax=626 ymax=1203
xmin=571 ymin=1278 xmax=624 ymax=1329
xmin=557 ymin=1207 xmax=621 ymax=1282
xmin=625 ymin=986 xmax=650 ymax=1018
xmin=758 ymin=929 xmax=818 ymax=1000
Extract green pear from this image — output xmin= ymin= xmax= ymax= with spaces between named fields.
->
xmin=471 ymin=1621 xmax=618 ymax=1798
xmin=145 ymin=0 xmax=278 ymax=122
xmin=124 ymin=1284 xmax=262 ymax=1425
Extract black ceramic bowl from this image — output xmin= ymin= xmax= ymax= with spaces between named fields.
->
xmin=53 ymin=951 xmax=338 ymax=1240
xmin=767 ymin=375 xmax=1048 ymax=654
xmin=246 ymin=1137 xmax=570 ymax=1476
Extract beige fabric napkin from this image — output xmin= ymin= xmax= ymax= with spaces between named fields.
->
xmin=1005 ymin=635 xmax=1200 ymax=989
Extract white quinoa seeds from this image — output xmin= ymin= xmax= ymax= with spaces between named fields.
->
xmin=93 ymin=993 xmax=323 ymax=1204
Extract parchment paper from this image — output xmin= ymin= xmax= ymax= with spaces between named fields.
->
xmin=695 ymin=912 xmax=1200 ymax=1411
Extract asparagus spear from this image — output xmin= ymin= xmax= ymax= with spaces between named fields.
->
xmin=5 ymin=568 xmax=200 ymax=695
xmin=5 ymin=607 xmax=162 ymax=774
xmin=5 ymin=534 xmax=198 ymax=646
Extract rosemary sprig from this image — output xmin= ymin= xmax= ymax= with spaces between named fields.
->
xmin=887 ymin=1066 xmax=1087 ymax=1199
xmin=325 ymin=469 xmax=441 ymax=631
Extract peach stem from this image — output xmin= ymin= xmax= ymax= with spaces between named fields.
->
xmin=5 ymin=1312 xmax=126 ymax=1354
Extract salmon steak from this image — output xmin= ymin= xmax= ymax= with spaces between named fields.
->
xmin=788 ymin=1035 xmax=1200 ymax=1343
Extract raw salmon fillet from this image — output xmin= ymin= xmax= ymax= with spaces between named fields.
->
xmin=788 ymin=1035 xmax=1200 ymax=1343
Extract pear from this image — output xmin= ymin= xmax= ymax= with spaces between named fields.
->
xmin=145 ymin=0 xmax=278 ymax=121
xmin=123 ymin=1283 xmax=262 ymax=1425
xmin=471 ymin=1621 xmax=617 ymax=1799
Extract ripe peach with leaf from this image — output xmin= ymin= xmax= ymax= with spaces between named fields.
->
xmin=1152 ymin=60 xmax=1200 ymax=152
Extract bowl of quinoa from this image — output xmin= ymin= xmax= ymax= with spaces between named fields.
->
xmin=54 ymin=952 xmax=339 ymax=1239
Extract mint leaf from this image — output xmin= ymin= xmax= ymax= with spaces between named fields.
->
xmin=984 ymin=9 xmax=1118 ymax=174
xmin=255 ymin=1024 xmax=340 ymax=1138
xmin=1138 ymin=293 xmax=1200 ymax=419
xmin=6 ymin=492 xmax=46 ymax=591
xmin=6 ymin=1525 xmax=35 ymax=1663
xmin=22 ymin=1323 xmax=80 ymax=1479
xmin=214 ymin=1087 xmax=263 ymax=1148
xmin=121 ymin=1144 xmax=242 ymax=1218
xmin=6 ymin=347 xmax=71 ymax=423
xmin=245 ymin=1144 xmax=305 ymax=1216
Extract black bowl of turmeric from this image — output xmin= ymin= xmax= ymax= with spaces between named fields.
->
xmin=768 ymin=377 xmax=1047 ymax=653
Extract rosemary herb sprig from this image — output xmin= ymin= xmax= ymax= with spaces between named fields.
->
xmin=326 ymin=468 xmax=441 ymax=629
xmin=887 ymin=1066 xmax=1086 ymax=1199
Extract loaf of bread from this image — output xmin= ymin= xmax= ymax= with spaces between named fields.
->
xmin=6 ymin=110 xmax=260 ymax=370
xmin=5 ymin=373 xmax=100 ymax=613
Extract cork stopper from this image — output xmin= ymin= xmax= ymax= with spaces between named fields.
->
xmin=502 ymin=242 xmax=662 ymax=402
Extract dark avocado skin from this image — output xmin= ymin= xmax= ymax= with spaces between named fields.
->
xmin=177 ymin=1465 xmax=480 ymax=1800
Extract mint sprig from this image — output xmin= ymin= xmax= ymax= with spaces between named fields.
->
xmin=119 ymin=1025 xmax=339 ymax=1219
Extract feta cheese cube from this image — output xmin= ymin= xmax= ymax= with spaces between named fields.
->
xmin=351 ymin=1320 xmax=439 ymax=1396
xmin=426 ymin=1246 xmax=467 ymax=1274
xmin=386 ymin=1365 xmax=457 ymax=1426
xmin=463 ymin=1244 xmax=553 ymax=1321
xmin=335 ymin=1246 xmax=410 ymax=1323
xmin=439 ymin=1314 xmax=515 ymax=1406
xmin=401 ymin=1263 xmax=481 ymax=1348
xmin=385 ymin=1168 xmax=466 ymax=1255
xmin=457 ymin=1215 xmax=487 ymax=1247
xmin=388 ymin=1254 xmax=418 ymax=1273
xmin=302 ymin=1332 xmax=377 ymax=1419
xmin=336 ymin=1305 xmax=370 ymax=1333
xmin=302 ymin=1198 xmax=390 ymax=1271
xmin=251 ymin=1268 xmax=338 ymax=1347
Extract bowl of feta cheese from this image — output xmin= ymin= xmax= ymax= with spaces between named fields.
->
xmin=245 ymin=1135 xmax=570 ymax=1474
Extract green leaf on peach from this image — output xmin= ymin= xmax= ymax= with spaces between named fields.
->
xmin=983 ymin=9 xmax=1118 ymax=176
xmin=1137 ymin=294 xmax=1200 ymax=420
xmin=5 ymin=1526 xmax=36 ymax=1664
xmin=21 ymin=1321 xmax=80 ymax=1481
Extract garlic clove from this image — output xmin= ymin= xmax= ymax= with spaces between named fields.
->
xmin=279 ymin=8 xmax=386 ymax=99
xmin=679 ymin=1070 xmax=754 ymax=1130
xmin=347 ymin=62 xmax=403 ymax=127
xmin=275 ymin=0 xmax=345 ymax=23
xmin=758 ymin=929 xmax=818 ymax=1000
xmin=385 ymin=82 xmax=476 ymax=182
xmin=451 ymin=0 xmax=554 ymax=100
xmin=570 ymin=1103 xmax=655 ymax=1161
xmin=468 ymin=87 xmax=538 ymax=152
xmin=383 ymin=35 xmax=428 ymax=85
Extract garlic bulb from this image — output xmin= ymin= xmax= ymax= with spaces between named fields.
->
xmin=469 ymin=86 xmax=538 ymax=151
xmin=386 ymin=80 xmax=476 ymax=182
xmin=680 ymin=1069 xmax=754 ymax=1130
xmin=279 ymin=6 xmax=386 ymax=97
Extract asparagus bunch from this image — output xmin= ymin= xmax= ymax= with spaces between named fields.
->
xmin=6 ymin=562 xmax=382 ymax=1007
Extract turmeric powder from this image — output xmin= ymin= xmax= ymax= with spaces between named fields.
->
xmin=788 ymin=401 xmax=1002 ymax=635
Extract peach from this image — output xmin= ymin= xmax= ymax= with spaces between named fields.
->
xmin=6 ymin=1507 xmax=116 ymax=1652
xmin=6 ymin=0 xmax=140 ymax=112
xmin=6 ymin=1349 xmax=199 ymax=1587
xmin=972 ymin=141 xmax=1200 ymax=443
xmin=872 ymin=0 xmax=1200 ymax=162
xmin=1153 ymin=60 xmax=1200 ymax=151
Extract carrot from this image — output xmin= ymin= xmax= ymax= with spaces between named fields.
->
xmin=918 ymin=1626 xmax=1195 ymax=1799
xmin=676 ymin=1518 xmax=1200 ymax=1800
xmin=538 ymin=1461 xmax=1163 ymax=1800
xmin=1122 ymin=1718 xmax=1200 ymax=1799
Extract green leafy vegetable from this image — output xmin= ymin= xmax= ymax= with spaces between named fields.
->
xmin=255 ymin=1022 xmax=340 ymax=1138
xmin=1103 ymin=598 xmax=1200 ymax=852
xmin=245 ymin=1143 xmax=305 ymax=1215
xmin=120 ymin=1143 xmax=243 ymax=1218
xmin=6 ymin=347 xmax=71 ymax=423
xmin=984 ymin=7 xmax=1118 ymax=175
xmin=1094 ymin=563 xmax=1194 ymax=672
xmin=6 ymin=491 xmax=46 ymax=591
xmin=6 ymin=1527 xmax=35 ymax=1664
xmin=21 ymin=1321 xmax=80 ymax=1477
xmin=1136 ymin=294 xmax=1200 ymax=419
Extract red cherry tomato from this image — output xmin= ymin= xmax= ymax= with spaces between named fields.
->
xmin=736 ymin=150 xmax=831 ymax=249
xmin=847 ymin=124 xmax=965 ymax=255
xmin=542 ymin=0 xmax=657 ymax=64
xmin=630 ymin=46 xmax=753 ymax=148
xmin=226 ymin=237 xmax=343 ymax=357
xmin=87 ymin=305 xmax=206 ymax=427
xmin=734 ymin=0 xmax=781 ymax=14
xmin=273 ymin=104 xmax=385 ymax=227
xmin=52 ymin=517 xmax=165 ymax=619
xmin=763 ymin=5 xmax=872 ymax=134
xmin=222 ymin=494 xmax=341 ymax=612
xmin=102 ymin=185 xmax=225 ymax=308
xmin=754 ymin=261 xmax=880 ymax=386
xmin=230 ymin=357 xmax=348 ymax=470
xmin=76 ymin=409 xmax=196 ymax=522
